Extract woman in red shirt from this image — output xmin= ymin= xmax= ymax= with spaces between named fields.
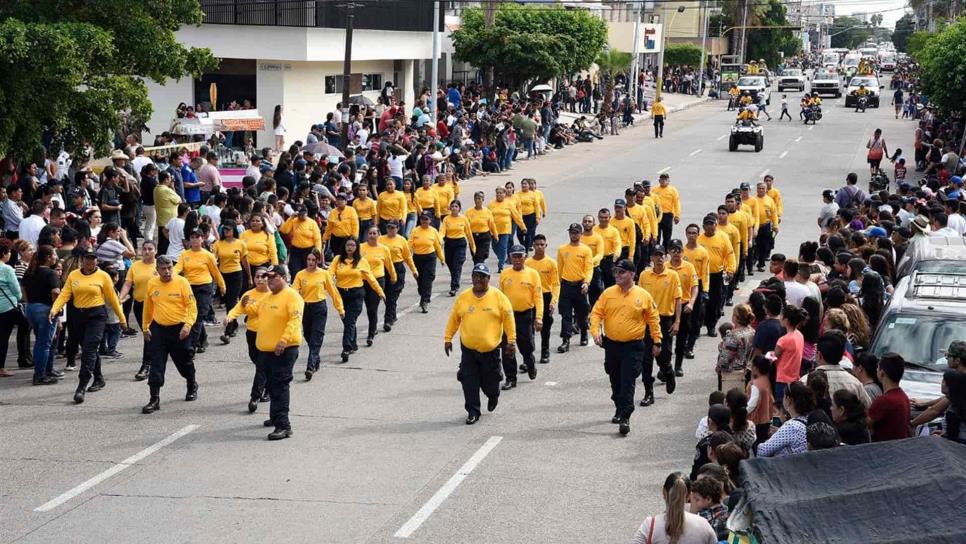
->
xmin=772 ymin=305 xmax=807 ymax=407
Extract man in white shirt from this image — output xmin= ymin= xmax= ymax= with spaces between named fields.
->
xmin=945 ymin=199 xmax=966 ymax=235
xmin=165 ymin=205 xmax=188 ymax=259
xmin=3 ymin=185 xmax=26 ymax=238
xmin=782 ymin=259 xmax=812 ymax=307
xmin=896 ymin=197 xmax=917 ymax=228
xmin=18 ymin=200 xmax=48 ymax=248
xmin=929 ymin=212 xmax=959 ymax=237
xmin=245 ymin=156 xmax=262 ymax=180
xmin=130 ymin=146 xmax=154 ymax=178
xmin=387 ymin=151 xmax=406 ymax=182
xmin=817 ymin=189 xmax=839 ymax=232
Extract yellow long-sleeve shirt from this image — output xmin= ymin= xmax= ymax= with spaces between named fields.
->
xmin=637 ymin=268 xmax=682 ymax=317
xmin=212 ymin=238 xmax=248 ymax=274
xmin=698 ymin=231 xmax=737 ymax=275
xmin=641 ymin=195 xmax=662 ymax=238
xmin=329 ymin=255 xmax=385 ymax=298
xmin=378 ymin=234 xmax=418 ymax=274
xmin=434 ymin=184 xmax=455 ymax=217
xmin=626 ymin=204 xmax=650 ymax=241
xmin=227 ymin=288 xmax=271 ymax=331
xmin=718 ymin=222 xmax=741 ymax=259
xmin=376 ymin=190 xmax=408 ymax=222
xmin=589 ymin=285 xmax=661 ymax=343
xmin=728 ymin=210 xmax=752 ymax=255
xmin=466 ymin=207 xmax=498 ymax=237
xmin=593 ymin=224 xmax=623 ymax=256
xmin=444 ymin=288 xmax=516 ymax=352
xmin=142 ymin=275 xmax=197 ymax=329
xmin=409 ymin=225 xmax=444 ymax=262
xmin=240 ymin=229 xmax=278 ymax=266
xmin=741 ymin=199 xmax=760 ymax=230
xmin=124 ymin=259 xmax=158 ymax=302
xmin=498 ymin=266 xmax=544 ymax=320
xmin=669 ymin=260 xmax=699 ymax=303
xmin=525 ymin=256 xmax=560 ymax=305
xmin=353 ymin=196 xmax=376 ymax=221
xmin=653 ymin=184 xmax=681 ymax=218
xmin=557 ymin=243 xmax=594 ymax=283
xmin=651 ymin=101 xmax=667 ymax=116
xmin=534 ymin=189 xmax=548 ymax=218
xmin=580 ymin=231 xmax=605 ymax=267
xmin=415 ymin=187 xmax=439 ymax=217
xmin=321 ymin=207 xmax=358 ymax=242
xmin=175 ymin=248 xmax=226 ymax=292
xmin=283 ymin=216 xmax=324 ymax=250
xmin=767 ymin=187 xmax=784 ymax=218
xmin=52 ymin=269 xmax=125 ymax=327
xmin=753 ymin=195 xmax=779 ymax=228
xmin=360 ymin=242 xmax=398 ymax=283
xmin=245 ymin=286 xmax=304 ymax=352
xmin=441 ymin=215 xmax=477 ymax=254
xmin=683 ymin=245 xmax=711 ymax=290
xmin=406 ymin=192 xmax=421 ymax=216
xmin=516 ymin=190 xmax=540 ymax=216
xmin=488 ymin=199 xmax=525 ymax=235
xmin=611 ymin=216 xmax=637 ymax=258
xmin=292 ymin=268 xmax=345 ymax=312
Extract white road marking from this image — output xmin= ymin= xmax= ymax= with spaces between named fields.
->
xmin=794 ymin=136 xmax=803 ymax=142
xmin=545 ymin=381 xmax=558 ymax=386
xmin=779 ymin=150 xmax=789 ymax=159
xmin=808 ymin=125 xmax=814 ymax=131
xmin=35 ymin=425 xmax=200 ymax=512
xmin=717 ymin=134 xmax=727 ymax=141
xmin=758 ymin=169 xmax=770 ymax=178
xmin=394 ymin=436 xmax=503 ymax=538
xmin=689 ymin=148 xmax=703 ymax=157
xmin=657 ymin=166 xmax=671 ymax=175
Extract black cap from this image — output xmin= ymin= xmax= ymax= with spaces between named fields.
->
xmin=568 ymin=223 xmax=582 ymax=233
xmin=509 ymin=244 xmax=526 ymax=255
xmin=641 ymin=179 xmax=652 ymax=188
xmin=739 ymin=182 xmax=751 ymax=190
xmin=419 ymin=211 xmax=434 ymax=221
xmin=669 ymin=239 xmax=684 ymax=251
xmin=385 ymin=220 xmax=400 ymax=229
xmin=822 ymin=188 xmax=835 ymax=199
xmin=614 ymin=259 xmax=636 ymax=273
xmin=702 ymin=215 xmax=716 ymax=225
xmin=80 ymin=248 xmax=96 ymax=259
xmin=614 ymin=198 xmax=626 ymax=208
xmin=651 ymin=246 xmax=666 ymax=256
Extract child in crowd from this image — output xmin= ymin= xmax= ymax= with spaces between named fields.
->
xmin=98 ymin=265 xmax=123 ymax=358
xmin=690 ymin=476 xmax=730 ymax=542
xmin=894 ymin=157 xmax=907 ymax=186
xmin=695 ymin=390 xmax=726 ymax=439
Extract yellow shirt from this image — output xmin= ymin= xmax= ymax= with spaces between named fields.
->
xmin=321 ymin=207 xmax=358 ymax=241
xmin=415 ymin=187 xmax=439 ymax=217
xmin=360 ymin=242 xmax=398 ymax=282
xmin=580 ymin=231 xmax=605 ymax=267
xmin=282 ymin=216 xmax=324 ymax=250
xmin=292 ymin=268 xmax=345 ymax=312
xmin=698 ymin=232 xmax=737 ymax=275
xmin=409 ymin=225 xmax=444 ymax=261
xmin=240 ymin=229 xmax=278 ymax=266
xmin=488 ymin=199 xmax=525 ymax=235
xmin=683 ymin=244 xmax=711 ymax=290
xmin=52 ymin=269 xmax=125 ymax=326
xmin=466 ymin=207 xmax=498 ymax=236
xmin=653 ymin=184 xmax=682 ymax=218
xmin=175 ymin=248 xmax=226 ymax=292
xmin=434 ymin=184 xmax=455 ymax=216
xmin=378 ymin=234 xmax=418 ymax=274
xmin=753 ymin=195 xmax=779 ymax=228
xmin=728 ymin=210 xmax=752 ymax=254
xmin=718 ymin=222 xmax=740 ymax=258
xmin=498 ymin=266 xmax=544 ymax=320
xmin=669 ymin=260 xmax=699 ymax=303
xmin=637 ymin=268 xmax=682 ymax=317
xmin=444 ymin=288 xmax=516 ymax=352
xmin=589 ymin=285 xmax=661 ymax=343
xmin=154 ymin=184 xmax=182 ymax=229
xmin=651 ymin=101 xmax=667 ymax=116
xmin=641 ymin=195 xmax=662 ymax=238
xmin=142 ymin=275 xmax=197 ymax=329
xmin=246 ymin=286 xmax=304 ymax=352
xmin=557 ymin=243 xmax=594 ymax=283
xmin=593 ymin=224 xmax=623 ymax=256
xmin=741 ymin=199 xmax=760 ymax=230
xmin=441 ymin=215 xmax=477 ymax=254
xmin=534 ymin=189 xmax=548 ymax=218
xmin=212 ymin=238 xmax=248 ymax=274
xmin=227 ymin=288 xmax=271 ymax=331
xmin=525 ymin=256 xmax=560 ymax=305
xmin=405 ymin=192 xmax=421 ymax=215
xmin=353 ymin=196 xmax=376 ymax=221
xmin=611 ymin=216 xmax=637 ymax=258
xmin=767 ymin=187 xmax=784 ymax=218
xmin=124 ymin=259 xmax=158 ymax=302
xmin=376 ymin=190 xmax=407 ymax=222
xmin=329 ymin=255 xmax=386 ymax=298
xmin=516 ymin=190 xmax=540 ymax=216
xmin=626 ymin=204 xmax=650 ymax=241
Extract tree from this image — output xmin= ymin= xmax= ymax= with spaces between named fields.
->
xmin=870 ymin=13 xmax=884 ymax=28
xmin=664 ymin=44 xmax=704 ymax=68
xmin=830 ymin=16 xmax=872 ymax=49
xmin=744 ymin=0 xmax=799 ymax=68
xmin=906 ymin=30 xmax=934 ymax=59
xmin=917 ymin=17 xmax=966 ymax=115
xmin=595 ymin=49 xmax=632 ymax=114
xmin=452 ymin=4 xmax=607 ymax=94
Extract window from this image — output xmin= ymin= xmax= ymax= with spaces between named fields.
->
xmin=324 ymin=75 xmax=343 ymax=94
xmin=362 ymin=73 xmax=383 ymax=91
xmin=325 ymin=73 xmax=381 ymax=94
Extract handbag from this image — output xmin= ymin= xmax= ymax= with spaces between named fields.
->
xmin=0 ymin=283 xmax=25 ymax=318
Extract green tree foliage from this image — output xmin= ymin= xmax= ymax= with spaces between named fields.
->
xmin=663 ymin=44 xmax=704 ymax=68
xmin=906 ymin=31 xmax=934 ymax=59
xmin=595 ymin=49 xmax=632 ymax=114
xmin=917 ymin=17 xmax=966 ymax=115
xmin=830 ymin=16 xmax=872 ymax=49
xmin=452 ymin=3 xmax=607 ymax=93
xmin=744 ymin=0 xmax=799 ymax=67
xmin=0 ymin=0 xmax=217 ymax=160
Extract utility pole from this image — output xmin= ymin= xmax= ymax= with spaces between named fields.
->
xmin=483 ymin=0 xmax=496 ymax=100
xmin=631 ymin=0 xmax=642 ymax=94
xmin=429 ymin=0 xmax=440 ymax=115
xmin=340 ymin=2 xmax=355 ymax=151
xmin=656 ymin=3 xmax=667 ymax=102
xmin=739 ymin=0 xmax=749 ymax=66
xmin=698 ymin=0 xmax=708 ymax=96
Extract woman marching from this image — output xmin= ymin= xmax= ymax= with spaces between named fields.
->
xmin=175 ymin=229 xmax=226 ymax=354
xmin=360 ymin=226 xmax=397 ymax=346
xmin=213 ymin=222 xmax=251 ymax=344
xmin=118 ymin=241 xmax=159 ymax=380
xmin=401 ymin=177 xmax=420 ymax=238
xmin=441 ymin=200 xmax=475 ymax=296
xmin=241 ymin=214 xmax=278 ymax=268
xmin=225 ymin=268 xmax=273 ymax=412
xmin=466 ymin=191 xmax=497 ymax=265
xmin=49 ymin=247 xmax=126 ymax=404
xmin=516 ymin=179 xmax=541 ymax=252
xmin=330 ymin=238 xmax=384 ymax=362
xmin=377 ymin=220 xmax=417 ymax=331
xmin=487 ymin=186 xmax=525 ymax=272
xmin=409 ymin=212 xmax=445 ymax=313
xmin=292 ymin=249 xmax=344 ymax=381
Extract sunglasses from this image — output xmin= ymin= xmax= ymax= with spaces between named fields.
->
xmin=255 ymin=274 xmax=268 ymax=279
xmin=265 ymin=273 xmax=278 ymax=279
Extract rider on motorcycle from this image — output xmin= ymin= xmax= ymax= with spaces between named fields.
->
xmin=739 ymin=91 xmax=754 ymax=108
xmin=852 ymin=85 xmax=869 ymax=113
xmin=736 ymin=104 xmax=758 ymax=124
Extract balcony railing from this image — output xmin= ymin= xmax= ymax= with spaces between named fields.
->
xmin=199 ymin=0 xmax=441 ymax=32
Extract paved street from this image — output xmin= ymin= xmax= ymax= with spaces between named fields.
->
xmin=2 ymin=90 xmax=914 ymax=544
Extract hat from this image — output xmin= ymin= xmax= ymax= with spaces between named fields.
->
xmin=471 ymin=263 xmax=491 ymax=276
xmin=109 ymin=149 xmax=128 ymax=161
xmin=702 ymin=214 xmax=716 ymax=225
xmin=509 ymin=244 xmax=526 ymax=256
xmin=822 ymin=189 xmax=835 ymax=200
xmin=947 ymin=340 xmax=966 ymax=359
xmin=335 ymin=192 xmax=348 ymax=200
xmin=567 ymin=223 xmax=582 ymax=233
xmin=651 ymin=245 xmax=666 ymax=256
xmin=865 ymin=226 xmax=888 ymax=238
xmin=669 ymin=239 xmax=684 ymax=251
xmin=911 ymin=215 xmax=930 ymax=233
xmin=739 ymin=182 xmax=751 ymax=190
xmin=951 ymin=176 xmax=964 ymax=187
xmin=419 ymin=211 xmax=434 ymax=220
xmin=641 ymin=179 xmax=652 ymax=189
xmin=614 ymin=198 xmax=626 ymax=208
xmin=80 ymin=248 xmax=97 ymax=259
xmin=259 ymin=163 xmax=275 ymax=173
xmin=895 ymin=226 xmax=912 ymax=238
xmin=71 ymin=188 xmax=86 ymax=198
xmin=614 ymin=259 xmax=636 ymax=273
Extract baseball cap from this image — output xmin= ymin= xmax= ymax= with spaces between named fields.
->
xmin=702 ymin=214 xmax=716 ymax=225
xmin=951 ymin=176 xmax=963 ymax=187
xmin=651 ymin=245 xmax=666 ymax=256
xmin=614 ymin=259 xmax=636 ymax=273
xmin=641 ymin=179 xmax=652 ymax=189
xmin=614 ymin=198 xmax=626 ymax=208
xmin=739 ymin=182 xmax=751 ymax=191
xmin=895 ymin=226 xmax=912 ymax=238
xmin=385 ymin=220 xmax=400 ymax=229
xmin=669 ymin=239 xmax=684 ymax=251
xmin=259 ymin=163 xmax=275 ymax=173
xmin=947 ymin=340 xmax=966 ymax=359
xmin=865 ymin=226 xmax=888 ymax=238
xmin=471 ymin=263 xmax=491 ymax=276
xmin=509 ymin=244 xmax=526 ymax=256
xmin=80 ymin=248 xmax=96 ymax=259
xmin=567 ymin=223 xmax=582 ymax=233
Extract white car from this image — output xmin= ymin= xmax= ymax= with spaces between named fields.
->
xmin=810 ymin=70 xmax=841 ymax=98
xmin=736 ymin=75 xmax=771 ymax=106
xmin=777 ymin=69 xmax=806 ymax=92
xmin=844 ymin=75 xmax=882 ymax=108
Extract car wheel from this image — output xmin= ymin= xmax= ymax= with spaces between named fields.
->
xmin=755 ymin=135 xmax=763 ymax=152
xmin=729 ymin=136 xmax=738 ymax=152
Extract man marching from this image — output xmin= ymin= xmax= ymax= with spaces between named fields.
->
xmin=499 ymin=244 xmax=543 ymax=389
xmin=637 ymin=246 xmax=682 ymax=407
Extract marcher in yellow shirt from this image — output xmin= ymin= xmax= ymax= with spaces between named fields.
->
xmin=498 ymin=245 xmax=544 ymax=386
xmin=443 ymin=262 xmax=516 ymax=424
xmin=434 ymin=176 xmax=456 ymax=222
xmin=360 ymin=226 xmax=396 ymax=347
xmin=119 ymin=242 xmax=160 ymax=381
xmin=467 ymin=191 xmax=498 ymax=265
xmin=241 ymin=215 xmax=278 ymax=267
xmin=353 ymin=185 xmax=376 ymax=235
xmin=140 ymin=256 xmax=199 ymax=414
xmin=611 ymin=199 xmax=637 ymax=260
xmin=529 ymin=179 xmax=548 ymax=220
xmin=376 ymin=178 xmax=407 ymax=230
xmin=580 ymin=215 xmax=606 ymax=267
xmin=488 ymin=187 xmax=526 ymax=272
xmin=321 ymin=195 xmax=357 ymax=257
xmin=653 ymin=173 xmax=681 ymax=250
xmin=331 ymin=238 xmax=384 ymax=362
xmin=668 ymin=240 xmax=700 ymax=368
xmin=588 ymin=259 xmax=662 ymax=434
xmin=526 ymin=234 xmax=560 ymax=364
xmin=517 ymin=179 xmax=541 ymax=251
xmin=213 ymin=223 xmax=251 ymax=341
xmin=224 ymin=268 xmax=273 ymax=410
xmin=441 ymin=201 xmax=476 ymax=296
xmin=292 ymin=248 xmax=344 ymax=380
xmin=378 ymin=221 xmax=417 ymax=330
xmin=410 ymin=213 xmax=445 ymax=313
xmin=415 ymin=176 xmax=440 ymax=220
xmin=637 ymin=182 xmax=662 ymax=245
xmin=764 ymin=174 xmax=783 ymax=219
xmin=557 ymin=223 xmax=594 ymax=352
xmin=698 ymin=216 xmax=736 ymax=338
xmin=752 ymin=181 xmax=779 ymax=272
xmin=636 ymin=248 xmax=682 ymax=404
xmin=175 ymin=229 xmax=226 ymax=354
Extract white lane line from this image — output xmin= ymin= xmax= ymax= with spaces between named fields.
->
xmin=779 ymin=150 xmax=789 ymax=159
xmin=394 ymin=436 xmax=503 ymax=538
xmin=657 ymin=166 xmax=671 ymax=175
xmin=35 ymin=425 xmax=200 ymax=512
xmin=545 ymin=381 xmax=559 ymax=386
xmin=689 ymin=148 xmax=703 ymax=157
xmin=717 ymin=134 xmax=727 ymax=141
xmin=808 ymin=125 xmax=814 ymax=131
xmin=794 ymin=136 xmax=803 ymax=142
xmin=759 ymin=169 xmax=770 ymax=178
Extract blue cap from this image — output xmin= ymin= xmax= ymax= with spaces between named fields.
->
xmin=952 ymin=176 xmax=963 ymax=187
xmin=259 ymin=163 xmax=274 ymax=173
xmin=614 ymin=198 xmax=626 ymax=207
xmin=471 ymin=263 xmax=491 ymax=276
xmin=865 ymin=226 xmax=888 ymax=238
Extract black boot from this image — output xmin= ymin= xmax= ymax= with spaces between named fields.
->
xmin=579 ymin=330 xmax=589 ymax=346
xmin=540 ymin=348 xmax=550 ymax=364
xmin=248 ymin=397 xmax=259 ymax=413
xmin=557 ymin=339 xmax=570 ymax=353
xmin=665 ymin=370 xmax=676 ymax=394
xmin=640 ymin=388 xmax=654 ymax=407
xmin=185 ymin=380 xmax=198 ymax=401
xmin=87 ymin=378 xmax=106 ymax=392
xmin=142 ymin=386 xmax=161 ymax=414
xmin=134 ymin=364 xmax=149 ymax=381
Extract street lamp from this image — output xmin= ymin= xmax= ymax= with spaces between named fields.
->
xmin=656 ymin=5 xmax=686 ymax=102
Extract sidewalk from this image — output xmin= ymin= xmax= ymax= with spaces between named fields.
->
xmin=554 ymin=92 xmax=711 ymax=125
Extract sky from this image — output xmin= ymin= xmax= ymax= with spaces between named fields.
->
xmin=833 ymin=0 xmax=911 ymax=28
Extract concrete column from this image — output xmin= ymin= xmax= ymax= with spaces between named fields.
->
xmin=256 ymin=63 xmax=285 ymax=149
xmin=402 ymin=59 xmax=415 ymax=108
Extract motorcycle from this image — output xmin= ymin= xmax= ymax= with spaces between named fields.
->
xmin=855 ymin=95 xmax=868 ymax=113
xmin=803 ymin=105 xmax=822 ymax=124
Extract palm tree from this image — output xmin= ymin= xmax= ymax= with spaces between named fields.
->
xmin=595 ymin=49 xmax=633 ymax=114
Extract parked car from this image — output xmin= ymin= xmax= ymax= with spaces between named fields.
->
xmin=777 ymin=69 xmax=806 ymax=92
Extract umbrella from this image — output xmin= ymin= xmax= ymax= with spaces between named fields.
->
xmin=347 ymin=94 xmax=376 ymax=107
xmin=301 ymin=142 xmax=344 ymax=158
xmin=530 ymin=83 xmax=553 ymax=93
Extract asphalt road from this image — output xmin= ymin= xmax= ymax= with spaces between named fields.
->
xmin=1 ymin=89 xmax=914 ymax=544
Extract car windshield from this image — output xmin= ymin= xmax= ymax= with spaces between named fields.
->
xmin=850 ymin=78 xmax=875 ymax=87
xmin=738 ymin=77 xmax=765 ymax=86
xmin=872 ymin=314 xmax=966 ymax=370
xmin=782 ymin=70 xmax=802 ymax=76
xmin=815 ymin=72 xmax=835 ymax=80
xmin=843 ymin=58 xmax=860 ymax=67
